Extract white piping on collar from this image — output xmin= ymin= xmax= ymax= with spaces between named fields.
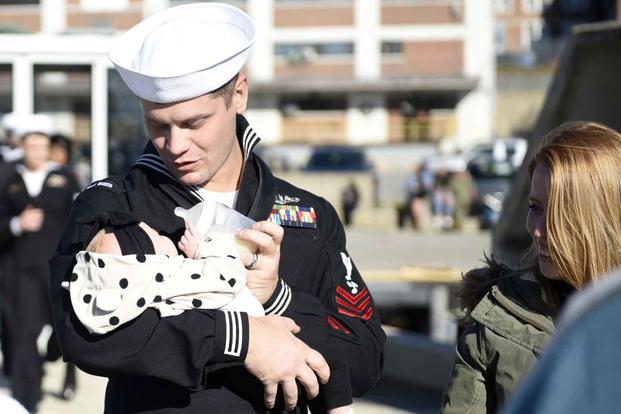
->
xmin=133 ymin=122 xmax=261 ymax=202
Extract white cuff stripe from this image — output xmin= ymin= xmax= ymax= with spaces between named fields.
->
xmin=265 ymin=280 xmax=292 ymax=315
xmin=223 ymin=311 xmax=243 ymax=357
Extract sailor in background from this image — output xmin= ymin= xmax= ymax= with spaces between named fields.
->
xmin=0 ymin=116 xmax=79 ymax=412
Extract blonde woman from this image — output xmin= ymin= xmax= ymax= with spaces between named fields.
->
xmin=440 ymin=121 xmax=621 ymax=414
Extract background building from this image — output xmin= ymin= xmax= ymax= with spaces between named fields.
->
xmin=0 ymin=0 xmax=495 ymax=179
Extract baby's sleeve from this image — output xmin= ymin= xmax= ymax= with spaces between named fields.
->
xmin=67 ymin=251 xmax=178 ymax=334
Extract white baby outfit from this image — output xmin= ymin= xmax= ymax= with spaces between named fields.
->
xmin=66 ymin=201 xmax=264 ymax=335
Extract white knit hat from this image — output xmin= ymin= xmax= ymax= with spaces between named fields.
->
xmin=108 ymin=2 xmax=255 ymax=104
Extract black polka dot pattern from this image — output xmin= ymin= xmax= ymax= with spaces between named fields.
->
xmin=83 ymin=294 xmax=92 ymax=304
xmin=192 ymin=299 xmax=202 ymax=308
xmin=165 ymin=300 xmax=174 ymax=305
xmin=219 ymin=274 xmax=225 ymax=281
xmin=98 ymin=258 xmax=105 ymax=268
xmin=155 ymin=273 xmax=164 ymax=282
xmin=228 ymin=278 xmax=236 ymax=288
xmin=206 ymin=237 xmax=212 ymax=242
xmin=137 ymin=298 xmax=145 ymax=307
xmin=109 ymin=316 xmax=119 ymax=326
xmin=191 ymin=273 xmax=201 ymax=280
xmin=154 ymin=295 xmax=162 ymax=303
xmin=119 ymin=278 xmax=128 ymax=289
xmin=84 ymin=252 xmax=91 ymax=262
xmin=70 ymin=273 xmax=78 ymax=282
xmin=136 ymin=254 xmax=146 ymax=263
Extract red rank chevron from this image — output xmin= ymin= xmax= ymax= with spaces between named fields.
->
xmin=335 ymin=286 xmax=374 ymax=320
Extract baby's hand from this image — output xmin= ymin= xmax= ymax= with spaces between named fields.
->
xmin=178 ymin=221 xmax=200 ymax=259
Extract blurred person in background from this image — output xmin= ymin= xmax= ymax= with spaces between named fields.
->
xmin=50 ymin=134 xmax=89 ymax=189
xmin=0 ymin=114 xmax=52 ymax=384
xmin=431 ymin=167 xmax=455 ymax=230
xmin=0 ymin=123 xmax=80 ymax=412
xmin=404 ymin=162 xmax=433 ymax=230
xmin=449 ymin=165 xmax=477 ymax=231
xmin=0 ymin=113 xmax=26 ymax=164
xmin=49 ymin=134 xmax=72 ymax=166
xmin=340 ymin=179 xmax=359 ymax=227
xmin=441 ymin=122 xmax=621 ymax=414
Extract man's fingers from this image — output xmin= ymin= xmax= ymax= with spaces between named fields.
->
xmin=297 ymin=364 xmax=320 ymax=400
xmin=306 ymin=348 xmax=330 ymax=384
xmin=281 ymin=316 xmax=301 ymax=334
xmin=264 ymin=383 xmax=278 ymax=409
xmin=281 ymin=379 xmax=299 ymax=411
xmin=252 ymin=220 xmax=284 ymax=243
xmin=237 ymin=228 xmax=277 ymax=255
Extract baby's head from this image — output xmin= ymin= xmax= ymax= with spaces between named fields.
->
xmin=87 ymin=222 xmax=177 ymax=256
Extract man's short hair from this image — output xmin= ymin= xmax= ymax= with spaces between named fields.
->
xmin=210 ymin=73 xmax=239 ymax=108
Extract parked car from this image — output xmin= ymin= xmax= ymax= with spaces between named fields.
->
xmin=304 ymin=145 xmax=373 ymax=172
xmin=466 ymin=138 xmax=528 ymax=228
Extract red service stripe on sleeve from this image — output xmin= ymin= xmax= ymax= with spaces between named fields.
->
xmin=327 ymin=316 xmax=340 ymax=330
xmin=336 ymin=286 xmax=369 ymax=305
xmin=327 ymin=315 xmax=351 ymax=334
xmin=336 ymin=295 xmax=371 ymax=313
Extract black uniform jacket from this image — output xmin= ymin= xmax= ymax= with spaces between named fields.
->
xmin=0 ymin=163 xmax=79 ymax=270
xmin=50 ymin=115 xmax=386 ymax=413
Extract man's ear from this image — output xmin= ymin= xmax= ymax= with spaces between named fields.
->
xmin=233 ymin=70 xmax=249 ymax=114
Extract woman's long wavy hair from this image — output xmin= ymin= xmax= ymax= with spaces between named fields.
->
xmin=458 ymin=122 xmax=621 ymax=321
xmin=529 ymin=121 xmax=621 ymax=294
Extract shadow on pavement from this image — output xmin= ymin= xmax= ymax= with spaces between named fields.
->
xmin=358 ymin=377 xmax=443 ymax=414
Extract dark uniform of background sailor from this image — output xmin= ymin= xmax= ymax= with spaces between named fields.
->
xmin=0 ymin=127 xmax=79 ymax=412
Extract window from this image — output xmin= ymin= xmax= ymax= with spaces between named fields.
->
xmin=275 ymin=43 xmax=353 ymax=63
xmin=522 ymin=19 xmax=543 ymax=50
xmin=493 ymin=0 xmax=514 ymax=13
xmin=522 ymin=0 xmax=544 ymax=14
xmin=494 ymin=23 xmax=507 ymax=54
xmin=80 ymin=0 xmax=128 ymax=12
xmin=381 ymin=42 xmax=403 ymax=55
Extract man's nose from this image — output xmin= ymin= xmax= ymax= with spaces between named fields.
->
xmin=167 ymin=126 xmax=190 ymax=156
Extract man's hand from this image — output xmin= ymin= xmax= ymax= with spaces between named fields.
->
xmin=20 ymin=206 xmax=44 ymax=232
xmin=236 ymin=221 xmax=284 ymax=304
xmin=244 ymin=315 xmax=330 ymax=411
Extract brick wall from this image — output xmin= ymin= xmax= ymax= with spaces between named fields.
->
xmin=382 ymin=41 xmax=463 ymax=77
xmin=275 ymin=62 xmax=354 ymax=79
xmin=382 ymin=4 xmax=463 ymax=25
xmin=274 ymin=3 xmax=353 ymax=27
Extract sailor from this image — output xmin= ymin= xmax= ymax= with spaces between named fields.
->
xmin=50 ymin=3 xmax=385 ymax=413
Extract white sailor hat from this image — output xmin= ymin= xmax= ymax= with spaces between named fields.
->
xmin=109 ymin=2 xmax=255 ymax=104
xmin=1 ymin=113 xmax=53 ymax=138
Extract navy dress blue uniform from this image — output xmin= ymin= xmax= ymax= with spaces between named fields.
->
xmin=50 ymin=115 xmax=385 ymax=413
xmin=0 ymin=162 xmax=79 ymax=410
